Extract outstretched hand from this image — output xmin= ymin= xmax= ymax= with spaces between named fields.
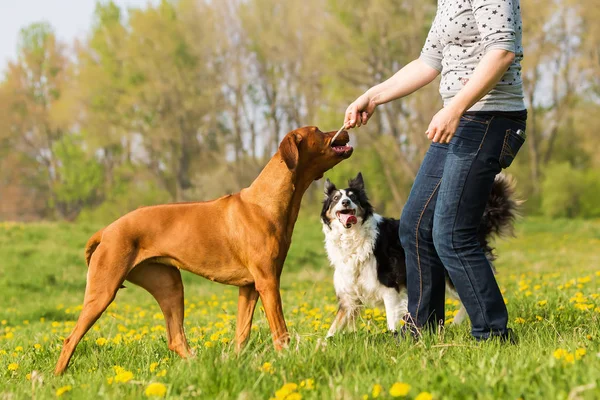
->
xmin=344 ymin=94 xmax=377 ymax=129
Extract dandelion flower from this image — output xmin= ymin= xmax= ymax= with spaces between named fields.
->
xmin=300 ymin=379 xmax=314 ymax=390
xmin=553 ymin=348 xmax=566 ymax=360
xmin=56 ymin=385 xmax=72 ymax=397
xmin=145 ymin=382 xmax=167 ymax=397
xmin=149 ymin=362 xmax=159 ymax=372
xmin=96 ymin=338 xmax=107 ymax=346
xmin=415 ymin=392 xmax=433 ymax=400
xmin=389 ymin=382 xmax=411 ymax=397
xmin=260 ymin=362 xmax=274 ymax=374
xmin=575 ymin=348 xmax=586 ymax=359
xmin=372 ymin=384 xmax=383 ymax=398
xmin=275 ymin=383 xmax=298 ymax=399
xmin=156 ymin=369 xmax=167 ymax=377
xmin=8 ymin=363 xmax=18 ymax=371
xmin=114 ymin=370 xmax=134 ymax=383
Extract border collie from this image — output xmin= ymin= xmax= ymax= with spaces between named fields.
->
xmin=321 ymin=172 xmax=519 ymax=337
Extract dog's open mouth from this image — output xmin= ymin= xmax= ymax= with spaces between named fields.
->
xmin=336 ymin=209 xmax=357 ymax=228
xmin=330 ymin=131 xmax=353 ymax=157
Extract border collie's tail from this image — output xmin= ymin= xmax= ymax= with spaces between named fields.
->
xmin=479 ymin=174 xmax=522 ymax=261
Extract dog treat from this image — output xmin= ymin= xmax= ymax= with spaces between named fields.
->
xmin=331 ymin=124 xmax=346 ymax=144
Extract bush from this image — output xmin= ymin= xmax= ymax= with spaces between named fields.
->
xmin=541 ymin=162 xmax=600 ymax=219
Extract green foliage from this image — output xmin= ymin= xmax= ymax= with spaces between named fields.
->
xmin=1 ymin=0 xmax=599 ymax=221
xmin=77 ymin=166 xmax=171 ymax=226
xmin=541 ymin=162 xmax=600 ymax=219
xmin=50 ymin=135 xmax=104 ymax=215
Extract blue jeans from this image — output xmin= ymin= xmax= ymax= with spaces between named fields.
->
xmin=399 ymin=112 xmax=526 ymax=339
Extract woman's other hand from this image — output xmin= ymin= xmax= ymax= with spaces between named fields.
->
xmin=426 ymin=105 xmax=463 ymax=144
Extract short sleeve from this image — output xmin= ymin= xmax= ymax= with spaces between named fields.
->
xmin=420 ymin=14 xmax=443 ymax=72
xmin=472 ymin=0 xmax=517 ymax=53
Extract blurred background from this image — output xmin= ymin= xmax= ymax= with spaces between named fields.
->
xmin=0 ymin=0 xmax=599 ymax=224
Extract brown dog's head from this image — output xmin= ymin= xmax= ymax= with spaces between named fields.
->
xmin=278 ymin=126 xmax=353 ymax=180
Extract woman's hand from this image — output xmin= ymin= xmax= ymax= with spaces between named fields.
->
xmin=426 ymin=105 xmax=463 ymax=143
xmin=344 ymin=94 xmax=377 ymax=129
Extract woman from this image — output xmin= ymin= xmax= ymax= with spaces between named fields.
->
xmin=344 ymin=0 xmax=526 ymax=341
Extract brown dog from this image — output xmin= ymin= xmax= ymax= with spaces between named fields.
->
xmin=54 ymin=126 xmax=352 ymax=374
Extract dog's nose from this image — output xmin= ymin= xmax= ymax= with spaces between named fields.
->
xmin=341 ymin=199 xmax=350 ymax=207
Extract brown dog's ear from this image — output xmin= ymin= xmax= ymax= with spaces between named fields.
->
xmin=279 ymin=133 xmax=302 ymax=171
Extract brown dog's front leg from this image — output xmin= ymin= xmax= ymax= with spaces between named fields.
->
xmin=235 ymin=284 xmax=259 ymax=352
xmin=256 ymin=279 xmax=289 ymax=350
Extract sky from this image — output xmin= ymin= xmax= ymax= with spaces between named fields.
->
xmin=0 ymin=0 xmax=158 ymax=74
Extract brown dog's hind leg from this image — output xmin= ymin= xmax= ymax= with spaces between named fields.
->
xmin=126 ymin=263 xmax=191 ymax=358
xmin=235 ymin=284 xmax=259 ymax=352
xmin=54 ymin=247 xmax=127 ymax=375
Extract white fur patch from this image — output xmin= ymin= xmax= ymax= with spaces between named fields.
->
xmin=323 ymin=213 xmax=408 ymax=335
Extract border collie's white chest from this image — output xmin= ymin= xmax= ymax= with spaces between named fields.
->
xmin=323 ymin=215 xmax=386 ymax=306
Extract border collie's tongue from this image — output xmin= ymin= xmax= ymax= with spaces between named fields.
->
xmin=339 ymin=213 xmax=357 ymax=227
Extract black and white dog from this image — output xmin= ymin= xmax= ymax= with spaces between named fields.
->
xmin=321 ymin=172 xmax=519 ymax=337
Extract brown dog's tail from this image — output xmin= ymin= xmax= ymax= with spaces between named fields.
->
xmin=85 ymin=229 xmax=104 ymax=266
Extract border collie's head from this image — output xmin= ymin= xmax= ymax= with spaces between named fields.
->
xmin=321 ymin=172 xmax=374 ymax=230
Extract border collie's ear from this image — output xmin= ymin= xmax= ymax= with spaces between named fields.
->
xmin=348 ymin=172 xmax=365 ymax=191
xmin=324 ymin=178 xmax=336 ymax=197
xmin=279 ymin=133 xmax=302 ymax=171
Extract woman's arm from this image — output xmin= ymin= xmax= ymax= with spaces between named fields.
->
xmin=426 ymin=49 xmax=515 ymax=143
xmin=344 ymin=58 xmax=440 ymax=128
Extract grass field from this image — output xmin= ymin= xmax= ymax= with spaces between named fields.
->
xmin=1 ymin=215 xmax=599 ymax=399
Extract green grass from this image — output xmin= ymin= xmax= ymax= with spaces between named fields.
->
xmin=1 ymin=215 xmax=599 ymax=399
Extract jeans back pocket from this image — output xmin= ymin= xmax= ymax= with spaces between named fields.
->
xmin=499 ymin=128 xmax=526 ymax=169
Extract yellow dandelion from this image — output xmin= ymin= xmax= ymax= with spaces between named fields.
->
xmin=372 ymin=384 xmax=383 ymax=398
xmin=389 ymin=382 xmax=411 ymax=397
xmin=34 ymin=343 xmax=42 ymax=350
xmin=553 ymin=349 xmax=566 ymax=360
xmin=275 ymin=383 xmax=298 ymax=399
xmin=575 ymin=348 xmax=586 ymax=359
xmin=564 ymin=353 xmax=575 ymax=364
xmin=300 ymin=379 xmax=314 ymax=390
xmin=156 ymin=369 xmax=167 ymax=377
xmin=114 ymin=370 xmax=134 ymax=383
xmin=514 ymin=317 xmax=526 ymax=324
xmin=537 ymin=300 xmax=547 ymax=307
xmin=5 ymin=332 xmax=14 ymax=339
xmin=204 ymin=341 xmax=213 ymax=348
xmin=8 ymin=363 xmax=18 ymax=371
xmin=260 ymin=362 xmax=274 ymax=374
xmin=145 ymin=382 xmax=167 ymax=397
xmin=96 ymin=338 xmax=107 ymax=346
xmin=415 ymin=392 xmax=434 ymax=400
xmin=149 ymin=362 xmax=159 ymax=372
xmin=56 ymin=385 xmax=72 ymax=397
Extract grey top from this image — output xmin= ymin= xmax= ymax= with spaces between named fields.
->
xmin=420 ymin=0 xmax=525 ymax=112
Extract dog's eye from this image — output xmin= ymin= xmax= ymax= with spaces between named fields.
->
xmin=349 ymin=194 xmax=356 ymax=200
xmin=333 ymin=195 xmax=340 ymax=201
